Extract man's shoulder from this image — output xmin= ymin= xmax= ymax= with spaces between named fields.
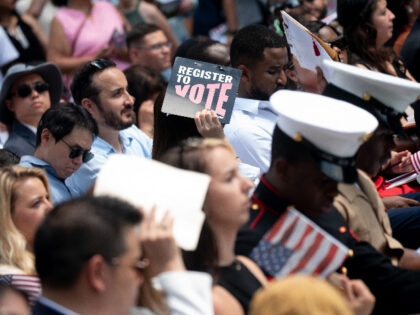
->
xmin=33 ymin=296 xmax=78 ymax=315
xmin=120 ymin=125 xmax=152 ymax=157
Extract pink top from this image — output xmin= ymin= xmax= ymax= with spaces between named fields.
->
xmin=55 ymin=1 xmax=130 ymax=88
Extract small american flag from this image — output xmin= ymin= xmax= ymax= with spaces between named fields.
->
xmin=250 ymin=208 xmax=349 ymax=279
xmin=0 ymin=274 xmax=41 ymax=304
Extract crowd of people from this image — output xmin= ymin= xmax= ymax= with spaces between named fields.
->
xmin=2 ymin=0 xmax=420 ymax=314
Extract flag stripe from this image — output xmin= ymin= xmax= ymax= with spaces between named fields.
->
xmin=290 ymin=233 xmax=324 ymax=274
xmin=314 ymin=244 xmax=339 ymax=275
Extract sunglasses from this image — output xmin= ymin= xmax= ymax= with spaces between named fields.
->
xmin=61 ymin=138 xmax=94 ymax=163
xmin=10 ymin=82 xmax=49 ymax=98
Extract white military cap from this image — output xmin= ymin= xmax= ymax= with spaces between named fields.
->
xmin=270 ymin=90 xmax=378 ymax=183
xmin=322 ymin=59 xmax=420 ymax=136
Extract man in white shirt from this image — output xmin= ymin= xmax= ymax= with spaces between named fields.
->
xmin=224 ymin=25 xmax=290 ymax=173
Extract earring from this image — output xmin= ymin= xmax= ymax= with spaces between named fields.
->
xmin=407 ymin=6 xmax=414 ymax=14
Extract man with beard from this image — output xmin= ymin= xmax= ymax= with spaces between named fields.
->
xmin=66 ymin=59 xmax=152 ymax=196
xmin=224 ymin=25 xmax=289 ymax=173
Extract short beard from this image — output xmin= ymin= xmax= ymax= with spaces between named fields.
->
xmin=249 ymin=86 xmax=271 ymax=101
xmin=249 ymin=84 xmax=285 ymax=101
xmin=97 ymin=102 xmax=135 ymax=130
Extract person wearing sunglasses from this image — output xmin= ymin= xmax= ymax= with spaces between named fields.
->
xmin=0 ymin=62 xmax=63 ymax=157
xmin=19 ymin=102 xmax=98 ymax=205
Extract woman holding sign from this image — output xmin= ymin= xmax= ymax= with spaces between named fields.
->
xmin=160 ymin=138 xmax=267 ymax=315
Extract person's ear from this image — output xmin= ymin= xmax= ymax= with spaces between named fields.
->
xmin=128 ymin=47 xmax=140 ymax=64
xmin=273 ymin=157 xmax=294 ymax=181
xmin=86 ymin=254 xmax=108 ymax=293
xmin=40 ymin=128 xmax=53 ymax=145
xmin=5 ymin=99 xmax=14 ymax=112
xmin=286 ymin=68 xmax=298 ymax=83
xmin=81 ymin=98 xmax=97 ymax=117
xmin=238 ymin=64 xmax=251 ymax=85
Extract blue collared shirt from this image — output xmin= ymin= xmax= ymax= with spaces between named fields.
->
xmin=224 ymin=97 xmax=280 ymax=173
xmin=65 ymin=125 xmax=152 ymax=197
xmin=34 ymin=296 xmax=79 ymax=315
xmin=19 ymin=156 xmax=73 ymax=205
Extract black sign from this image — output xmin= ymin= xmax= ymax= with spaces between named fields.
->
xmin=161 ymin=57 xmax=241 ymax=124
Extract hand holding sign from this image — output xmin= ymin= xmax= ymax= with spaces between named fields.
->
xmin=162 ymin=57 xmax=241 ymax=124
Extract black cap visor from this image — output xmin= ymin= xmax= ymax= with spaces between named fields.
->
xmin=323 ymin=84 xmax=407 ymax=139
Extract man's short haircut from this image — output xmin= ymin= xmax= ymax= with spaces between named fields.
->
xmin=34 ymin=196 xmax=142 ymax=289
xmin=36 ymin=102 xmax=98 ymax=147
xmin=70 ymin=59 xmax=116 ymax=106
xmin=270 ymin=125 xmax=310 ymax=169
xmin=126 ymin=23 xmax=163 ymax=49
xmin=230 ymin=24 xmax=288 ymax=68
xmin=0 ymin=149 xmax=19 ymax=167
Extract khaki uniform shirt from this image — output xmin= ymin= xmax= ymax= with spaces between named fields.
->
xmin=334 ymin=170 xmax=404 ymax=266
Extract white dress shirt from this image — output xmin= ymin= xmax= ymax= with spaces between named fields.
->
xmin=224 ymin=97 xmax=280 ymax=173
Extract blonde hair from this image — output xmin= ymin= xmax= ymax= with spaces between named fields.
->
xmin=0 ymin=166 xmax=51 ymax=274
xmin=249 ymin=275 xmax=353 ymax=315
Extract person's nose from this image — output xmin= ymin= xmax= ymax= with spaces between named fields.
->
xmin=277 ymin=70 xmax=287 ymax=86
xmin=240 ymin=174 xmax=254 ymax=193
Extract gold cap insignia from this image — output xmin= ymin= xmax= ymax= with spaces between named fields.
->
xmin=363 ymin=93 xmax=371 ymax=101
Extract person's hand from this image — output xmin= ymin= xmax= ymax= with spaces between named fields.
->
xmin=138 ymin=207 xmax=185 ymax=278
xmin=339 ymin=276 xmax=375 ymax=315
xmin=194 ymin=109 xmax=225 ymax=139
xmin=383 ymin=150 xmax=413 ymax=174
xmin=382 ymin=196 xmax=420 ymax=210
xmin=315 ymin=67 xmax=327 ymax=94
xmin=95 ymin=44 xmax=115 ymax=59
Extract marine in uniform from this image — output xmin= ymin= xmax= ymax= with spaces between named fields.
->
xmin=235 ymin=88 xmax=420 ymax=314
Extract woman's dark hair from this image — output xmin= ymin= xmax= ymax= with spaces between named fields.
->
xmin=124 ymin=65 xmax=166 ymax=121
xmin=152 ymin=89 xmax=201 ymax=160
xmin=337 ymin=0 xmax=393 ymax=73
xmin=158 ymin=138 xmax=234 ymax=278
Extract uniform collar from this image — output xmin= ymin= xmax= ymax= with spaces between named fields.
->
xmin=252 ymin=175 xmax=290 ymax=216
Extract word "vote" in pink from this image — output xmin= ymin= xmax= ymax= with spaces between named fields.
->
xmin=175 ymin=83 xmax=232 ymax=117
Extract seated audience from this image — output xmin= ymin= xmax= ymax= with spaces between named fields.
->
xmin=48 ymin=0 xmax=131 ymax=91
xmin=19 ymin=102 xmax=97 ymax=205
xmin=66 ymin=59 xmax=152 ymax=196
xmin=0 ymin=0 xmax=47 ymax=72
xmin=0 ymin=166 xmax=52 ymax=302
xmin=127 ymin=23 xmax=174 ymax=80
xmin=160 ymin=138 xmax=267 ymax=314
xmin=224 ymin=25 xmax=289 ymax=173
xmin=338 ymin=0 xmax=414 ymax=79
xmin=124 ymin=65 xmax=166 ymax=139
xmin=118 ymin=0 xmax=178 ymax=49
xmin=33 ymin=196 xmax=213 ymax=315
xmin=0 ymin=62 xmax=63 ymax=157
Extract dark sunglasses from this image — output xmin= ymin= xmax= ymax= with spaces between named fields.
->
xmin=61 ymin=138 xmax=94 ymax=163
xmin=10 ymin=82 xmax=49 ymax=98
